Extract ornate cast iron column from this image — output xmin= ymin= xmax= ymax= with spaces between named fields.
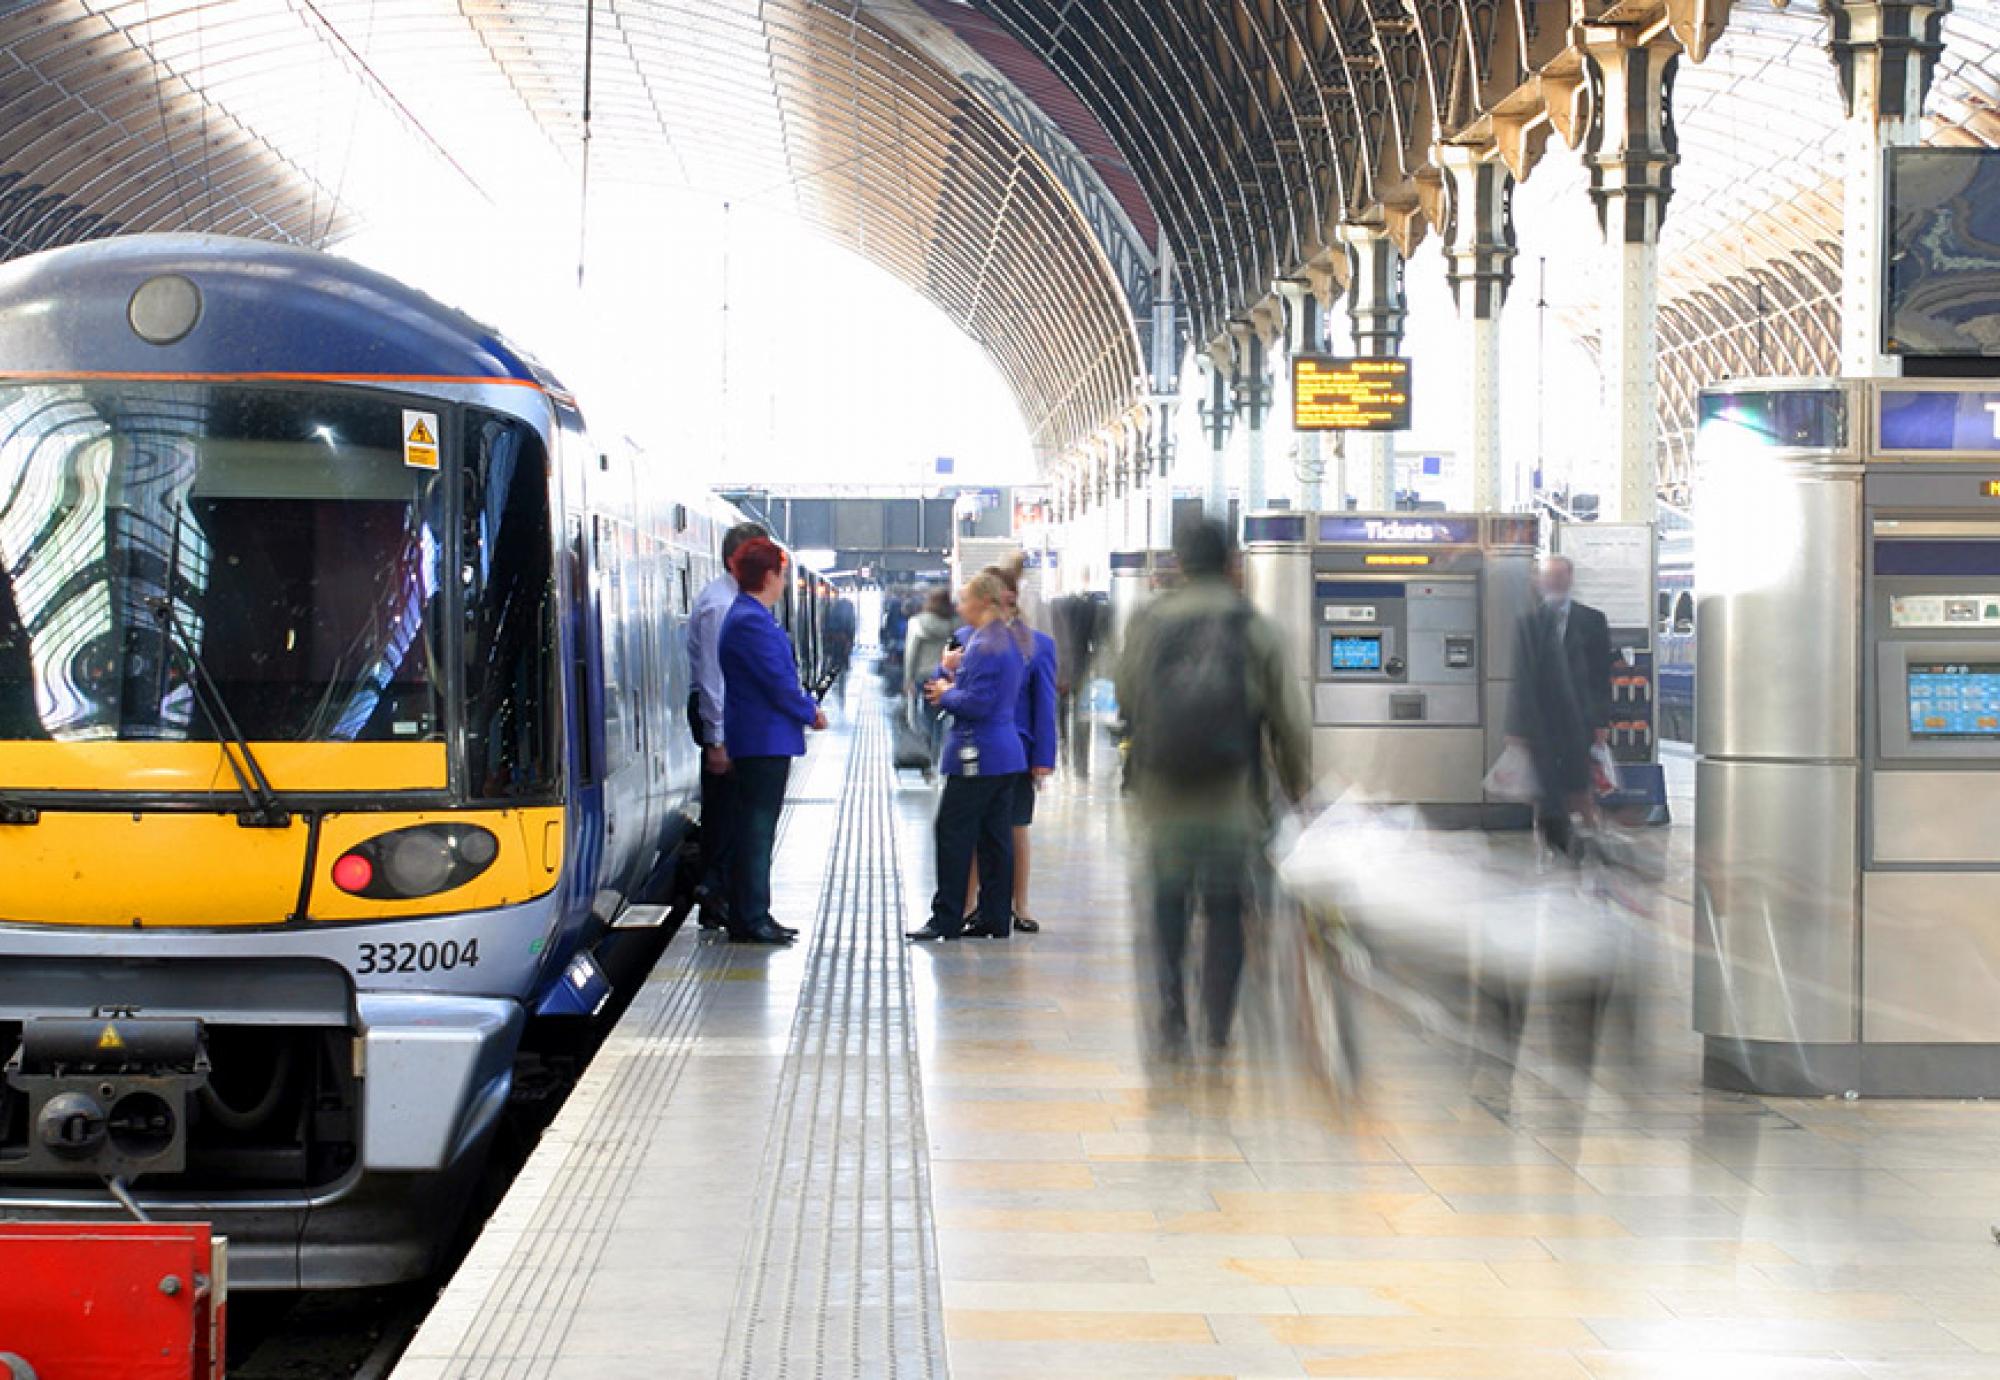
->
xmin=1440 ymin=143 xmax=1517 ymax=513
xmin=1824 ymin=0 xmax=1952 ymax=377
xmin=1581 ymin=24 xmax=1681 ymax=524
xmin=1339 ymin=220 xmax=1407 ymax=512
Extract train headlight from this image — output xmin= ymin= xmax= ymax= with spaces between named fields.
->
xmin=330 ymin=824 xmax=501 ymax=900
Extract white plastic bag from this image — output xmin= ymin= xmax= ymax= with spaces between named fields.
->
xmin=1483 ymin=741 xmax=1540 ymax=802
xmin=1589 ymin=741 xmax=1621 ymax=795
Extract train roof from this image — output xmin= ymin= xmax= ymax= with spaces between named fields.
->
xmin=0 ymin=234 xmax=554 ymax=388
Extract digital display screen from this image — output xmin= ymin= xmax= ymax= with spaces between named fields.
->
xmin=1886 ymin=149 xmax=2000 ymax=357
xmin=1293 ymin=356 xmax=1413 ymax=431
xmin=1330 ymin=634 xmax=1383 ymax=672
xmin=1908 ymin=662 xmax=2000 ymax=738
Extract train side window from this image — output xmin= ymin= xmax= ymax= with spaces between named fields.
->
xmin=461 ymin=411 xmax=559 ymax=801
xmin=1673 ymin=591 xmax=1695 ymax=635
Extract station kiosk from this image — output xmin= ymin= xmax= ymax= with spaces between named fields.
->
xmin=1695 ymin=378 xmax=2000 ymax=1095
xmin=1244 ymin=511 xmax=1538 ymax=824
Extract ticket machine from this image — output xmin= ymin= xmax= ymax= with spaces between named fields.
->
xmin=1107 ymin=549 xmax=1175 ymax=663
xmin=1244 ymin=511 xmax=1537 ymax=823
xmin=1696 ymin=378 xmax=2000 ymax=1095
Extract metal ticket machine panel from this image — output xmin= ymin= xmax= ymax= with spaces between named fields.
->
xmin=1695 ymin=377 xmax=2000 ymax=1095
xmin=1107 ymin=549 xmax=1176 ymax=666
xmin=1245 ymin=511 xmax=1537 ymax=824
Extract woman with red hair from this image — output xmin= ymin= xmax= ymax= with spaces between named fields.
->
xmin=717 ymin=537 xmax=827 ymax=944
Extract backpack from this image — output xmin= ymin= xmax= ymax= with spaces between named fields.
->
xmin=1133 ymin=603 xmax=1259 ymax=784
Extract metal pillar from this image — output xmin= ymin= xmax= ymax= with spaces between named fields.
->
xmin=1197 ymin=349 xmax=1234 ymax=522
xmin=1439 ymin=144 xmax=1516 ymax=513
xmin=1825 ymin=0 xmax=1952 ymax=377
xmin=1276 ymin=277 xmax=1325 ymax=510
xmin=1148 ymin=234 xmax=1182 ymax=549
xmin=1339 ymin=221 xmax=1406 ymax=511
xmin=1231 ymin=321 xmax=1271 ymax=515
xmin=1097 ymin=448 xmax=1117 ymax=580
xmin=1582 ymin=26 xmax=1681 ymax=525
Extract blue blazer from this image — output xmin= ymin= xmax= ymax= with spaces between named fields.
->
xmin=1017 ymin=627 xmax=1059 ymax=772
xmin=939 ymin=622 xmax=1027 ymax=777
xmin=719 ymin=594 xmax=818 ymax=759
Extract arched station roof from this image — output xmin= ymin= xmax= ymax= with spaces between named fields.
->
xmin=0 ymin=0 xmax=1146 ymax=465
xmin=3 ymin=0 xmax=1998 ymax=497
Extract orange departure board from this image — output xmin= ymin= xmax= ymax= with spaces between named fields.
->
xmin=1293 ymin=356 xmax=1413 ymax=432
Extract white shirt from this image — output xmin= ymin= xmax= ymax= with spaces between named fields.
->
xmin=688 ymin=572 xmax=739 ymax=747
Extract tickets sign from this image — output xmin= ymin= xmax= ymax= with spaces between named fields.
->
xmin=1293 ymin=356 xmax=1412 ymax=432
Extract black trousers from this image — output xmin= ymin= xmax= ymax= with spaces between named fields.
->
xmin=930 ymin=773 xmax=1018 ymax=936
xmin=728 ymin=756 xmax=791 ymax=934
xmin=699 ymin=762 xmax=736 ymax=919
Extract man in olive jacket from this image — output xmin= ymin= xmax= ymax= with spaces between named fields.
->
xmin=1116 ymin=519 xmax=1313 ymax=1055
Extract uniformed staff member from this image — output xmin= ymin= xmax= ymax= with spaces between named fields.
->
xmin=907 ymin=572 xmax=1025 ymax=942
xmin=687 ymin=521 xmax=772 ymax=933
xmin=718 ymin=538 xmax=827 ymax=945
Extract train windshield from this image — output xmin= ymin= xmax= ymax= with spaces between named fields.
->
xmin=0 ymin=382 xmax=443 ymax=744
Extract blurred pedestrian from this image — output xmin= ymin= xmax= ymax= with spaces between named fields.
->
xmin=908 ymin=572 xmax=1026 ymax=942
xmin=686 ymin=521 xmax=769 ymax=931
xmin=1052 ymin=592 xmax=1102 ymax=772
xmin=825 ymin=592 xmax=857 ymax=696
xmin=1117 ymin=519 xmax=1312 ymax=1055
xmin=1505 ymin=554 xmax=1612 ymax=857
xmin=718 ymin=538 xmax=828 ymax=945
xmin=904 ymin=586 xmax=955 ymax=774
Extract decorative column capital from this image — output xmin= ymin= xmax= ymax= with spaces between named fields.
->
xmin=1822 ymin=0 xmax=1952 ymax=124
xmin=1338 ymin=220 xmax=1408 ymax=358
xmin=1227 ymin=320 xmax=1269 ymax=428
xmin=1273 ymin=277 xmax=1323 ymax=358
xmin=1437 ymin=143 xmax=1516 ymax=320
xmin=1578 ymin=25 xmax=1682 ymax=246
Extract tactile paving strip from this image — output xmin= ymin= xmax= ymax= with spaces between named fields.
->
xmin=431 ymin=781 xmax=825 ymax=1379
xmin=716 ymin=697 xmax=950 ymax=1379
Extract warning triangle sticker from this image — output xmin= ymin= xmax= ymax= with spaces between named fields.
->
xmin=407 ymin=418 xmax=436 ymax=447
xmin=97 ymin=1024 xmax=124 ymax=1051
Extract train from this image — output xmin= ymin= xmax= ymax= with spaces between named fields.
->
xmin=0 ymin=234 xmax=839 ymax=1288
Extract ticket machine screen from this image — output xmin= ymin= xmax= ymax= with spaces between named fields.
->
xmin=1908 ymin=662 xmax=2000 ymax=738
xmin=1330 ymin=633 xmax=1384 ymax=672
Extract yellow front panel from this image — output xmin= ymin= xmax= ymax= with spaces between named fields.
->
xmin=0 ymin=805 xmax=566 ymax=929
xmin=308 ymin=806 xmax=566 ymax=922
xmin=0 ymin=742 xmax=450 ymax=794
xmin=0 ymin=813 xmax=309 ymax=928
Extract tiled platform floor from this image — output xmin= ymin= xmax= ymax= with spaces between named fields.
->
xmin=397 ymin=702 xmax=2000 ymax=1380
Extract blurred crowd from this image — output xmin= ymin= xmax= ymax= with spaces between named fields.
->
xmin=725 ymin=518 xmax=1671 ymax=1112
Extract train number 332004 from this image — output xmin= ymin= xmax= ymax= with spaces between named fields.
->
xmin=356 ymin=938 xmax=482 ymax=975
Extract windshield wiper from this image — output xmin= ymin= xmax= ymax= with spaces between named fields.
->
xmin=147 ymin=596 xmax=292 ymax=829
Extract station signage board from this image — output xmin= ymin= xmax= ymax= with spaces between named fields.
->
xmin=1293 ymin=356 xmax=1413 ymax=432
xmin=1318 ymin=516 xmax=1475 ymax=545
xmin=1878 ymin=388 xmax=2000 ymax=457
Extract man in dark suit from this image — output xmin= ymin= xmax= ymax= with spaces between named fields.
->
xmin=1505 ymin=554 xmax=1612 ymax=855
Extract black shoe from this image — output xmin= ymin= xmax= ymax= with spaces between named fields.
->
xmin=697 ymin=909 xmax=728 ymax=931
xmin=1012 ymin=914 xmax=1040 ymax=934
xmin=965 ymin=922 xmax=1010 ymax=939
xmin=729 ymin=921 xmax=795 ymax=945
xmin=906 ymin=925 xmax=958 ymax=941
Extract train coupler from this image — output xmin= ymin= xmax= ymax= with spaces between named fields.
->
xmin=1 ymin=1018 xmax=209 ymax=1180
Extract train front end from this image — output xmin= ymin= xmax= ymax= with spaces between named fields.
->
xmin=0 ymin=236 xmax=573 ymax=1287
